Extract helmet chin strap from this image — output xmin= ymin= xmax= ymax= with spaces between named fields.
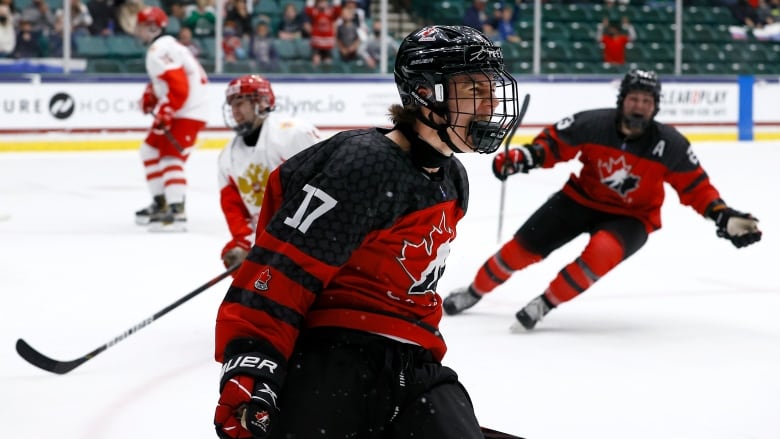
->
xmin=398 ymin=121 xmax=453 ymax=170
xmin=417 ymin=110 xmax=468 ymax=154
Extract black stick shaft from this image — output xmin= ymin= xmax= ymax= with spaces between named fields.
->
xmin=16 ymin=264 xmax=240 ymax=374
xmin=497 ymin=93 xmax=531 ymax=243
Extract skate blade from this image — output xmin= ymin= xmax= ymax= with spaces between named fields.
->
xmin=509 ymin=320 xmax=531 ymax=334
xmin=147 ymin=222 xmax=187 ymax=233
xmin=135 ymin=216 xmax=151 ymax=226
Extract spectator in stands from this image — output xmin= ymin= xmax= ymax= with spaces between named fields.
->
xmin=177 ymin=25 xmax=201 ymax=57
xmin=169 ymin=1 xmax=187 ymax=34
xmin=277 ymin=2 xmax=310 ymax=39
xmin=20 ymin=0 xmax=54 ymax=35
xmin=12 ymin=18 xmax=41 ymax=57
xmin=225 ymin=0 xmax=251 ymax=38
xmin=364 ymin=18 xmax=398 ymax=70
xmin=0 ymin=4 xmax=15 ymax=56
xmin=728 ymin=0 xmax=761 ymax=38
xmin=56 ymin=0 xmax=93 ymax=37
xmin=222 ymin=18 xmax=247 ymax=63
xmin=335 ymin=4 xmax=367 ymax=64
xmin=753 ymin=0 xmax=780 ymax=39
xmin=45 ymin=12 xmax=76 ymax=56
xmin=491 ymin=3 xmax=520 ymax=43
xmin=115 ymin=0 xmax=144 ymax=35
xmin=597 ymin=16 xmax=635 ymax=65
xmin=87 ymin=0 xmax=115 ymax=35
xmin=184 ymin=0 xmax=215 ymax=37
xmin=305 ymin=0 xmax=341 ymax=66
xmin=250 ymin=16 xmax=279 ymax=71
xmin=464 ymin=0 xmax=489 ymax=32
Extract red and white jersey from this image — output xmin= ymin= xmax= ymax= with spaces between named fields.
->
xmin=217 ymin=112 xmax=321 ymax=240
xmin=146 ymin=35 xmax=210 ymax=122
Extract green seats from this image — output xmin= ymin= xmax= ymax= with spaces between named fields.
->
xmin=75 ymin=36 xmax=109 ymax=58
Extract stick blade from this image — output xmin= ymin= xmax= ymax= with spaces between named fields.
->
xmin=15 ymin=338 xmax=85 ymax=375
xmin=481 ymin=426 xmax=525 ymax=439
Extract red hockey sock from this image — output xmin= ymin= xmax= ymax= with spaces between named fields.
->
xmin=546 ymin=230 xmax=624 ymax=305
xmin=472 ymin=239 xmax=543 ymax=295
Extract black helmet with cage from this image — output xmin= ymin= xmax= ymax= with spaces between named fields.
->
xmin=394 ymin=25 xmax=520 ymax=154
xmin=616 ymin=68 xmax=661 ymax=133
xmin=617 ymin=68 xmax=661 ymax=115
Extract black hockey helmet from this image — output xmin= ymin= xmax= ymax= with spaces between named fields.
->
xmin=617 ymin=68 xmax=661 ymax=115
xmin=394 ymin=25 xmax=520 ymax=154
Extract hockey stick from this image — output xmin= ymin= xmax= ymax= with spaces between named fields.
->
xmin=497 ymin=93 xmax=531 ymax=243
xmin=163 ymin=128 xmax=185 ymax=153
xmin=15 ymin=263 xmax=240 ymax=375
xmin=481 ymin=426 xmax=525 ymax=439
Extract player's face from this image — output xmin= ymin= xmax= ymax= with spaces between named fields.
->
xmin=135 ymin=23 xmax=158 ymax=45
xmin=229 ymin=94 xmax=270 ymax=128
xmin=445 ymin=72 xmax=499 ymax=152
xmin=622 ymin=90 xmax=656 ymax=119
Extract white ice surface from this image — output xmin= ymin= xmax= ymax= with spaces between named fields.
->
xmin=1 ymin=141 xmax=778 ymax=439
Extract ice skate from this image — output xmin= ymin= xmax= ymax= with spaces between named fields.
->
xmin=148 ymin=202 xmax=187 ymax=233
xmin=510 ymin=295 xmax=552 ymax=332
xmin=443 ymin=286 xmax=482 ymax=315
xmin=135 ymin=195 xmax=167 ymax=225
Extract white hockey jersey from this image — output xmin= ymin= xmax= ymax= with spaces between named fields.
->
xmin=146 ymin=35 xmax=210 ymax=122
xmin=218 ymin=112 xmax=322 ymax=240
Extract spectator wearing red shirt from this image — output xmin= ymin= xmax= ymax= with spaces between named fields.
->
xmin=305 ymin=0 xmax=341 ymax=66
xmin=597 ymin=16 xmax=635 ymax=65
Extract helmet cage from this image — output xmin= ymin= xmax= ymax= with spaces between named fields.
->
xmin=223 ymin=76 xmax=275 ymax=136
xmin=394 ymin=26 xmax=520 ymax=154
xmin=617 ymin=68 xmax=661 ymax=117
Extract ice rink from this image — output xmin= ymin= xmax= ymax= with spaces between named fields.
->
xmin=1 ymin=140 xmax=778 ymax=439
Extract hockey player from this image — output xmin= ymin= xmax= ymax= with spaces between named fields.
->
xmin=213 ymin=25 xmax=521 ymax=438
xmin=443 ymin=69 xmax=762 ymax=331
xmin=218 ymin=75 xmax=321 ymax=270
xmin=133 ymin=6 xmax=210 ymax=232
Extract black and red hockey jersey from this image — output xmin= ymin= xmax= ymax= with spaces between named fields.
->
xmin=535 ymin=108 xmax=721 ymax=232
xmin=215 ymin=128 xmax=469 ymax=363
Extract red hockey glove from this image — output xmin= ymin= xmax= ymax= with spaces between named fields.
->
xmin=492 ymin=145 xmax=539 ymax=181
xmin=713 ymin=207 xmax=762 ymax=248
xmin=221 ymin=237 xmax=252 ymax=270
xmin=215 ymin=352 xmax=285 ymax=439
xmin=152 ymin=103 xmax=174 ymax=134
xmin=140 ymin=83 xmax=157 ymax=115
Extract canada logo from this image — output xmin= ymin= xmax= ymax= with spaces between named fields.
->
xmin=598 ymin=156 xmax=640 ymax=197
xmin=396 ymin=211 xmax=455 ymax=296
xmin=254 ymin=268 xmax=272 ymax=291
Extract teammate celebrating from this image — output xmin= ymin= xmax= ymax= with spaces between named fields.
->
xmin=443 ymin=69 xmax=762 ymax=331
xmin=212 ymin=25 xmax=521 ymax=438
xmin=218 ymin=75 xmax=321 ymax=270
xmin=133 ymin=6 xmax=210 ymax=232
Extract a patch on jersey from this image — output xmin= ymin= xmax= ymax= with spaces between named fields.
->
xmin=556 ymin=115 xmax=575 ymax=130
xmin=254 ymin=268 xmax=272 ymax=291
xmin=599 ymin=156 xmax=640 ymax=197
xmin=396 ymin=211 xmax=455 ymax=296
xmin=238 ymin=163 xmax=272 ymax=207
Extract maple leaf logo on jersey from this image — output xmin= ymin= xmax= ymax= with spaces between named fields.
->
xmin=598 ymin=156 xmax=640 ymax=197
xmin=396 ymin=211 xmax=455 ymax=296
xmin=254 ymin=268 xmax=272 ymax=291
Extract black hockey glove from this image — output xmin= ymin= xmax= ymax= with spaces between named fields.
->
xmin=713 ymin=207 xmax=762 ymax=248
xmin=492 ymin=144 xmax=542 ymax=181
xmin=214 ymin=349 xmax=286 ymax=439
